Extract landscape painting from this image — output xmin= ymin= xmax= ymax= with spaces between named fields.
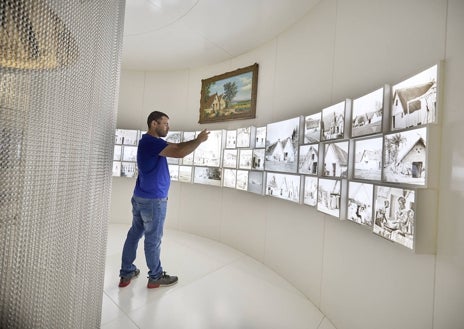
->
xmin=199 ymin=63 xmax=258 ymax=123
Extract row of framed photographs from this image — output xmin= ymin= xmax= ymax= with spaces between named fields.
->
xmin=114 ymin=124 xmax=430 ymax=188
xmin=163 ymin=164 xmax=416 ymax=250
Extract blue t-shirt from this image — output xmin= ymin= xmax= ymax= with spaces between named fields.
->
xmin=133 ymin=133 xmax=170 ymax=198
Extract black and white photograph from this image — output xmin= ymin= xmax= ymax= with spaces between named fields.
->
xmin=164 ymin=131 xmax=182 ymax=164
xmin=237 ymin=126 xmax=253 ymax=148
xmin=178 ymin=166 xmax=193 ymax=183
xmin=248 ymin=171 xmax=265 ymax=195
xmin=351 ymin=87 xmax=384 ymax=138
xmin=255 ymin=126 xmax=266 ymax=148
xmin=223 ymin=149 xmax=238 ymax=168
xmin=304 ymin=112 xmax=321 ymax=143
xmin=181 ymin=131 xmax=196 ymax=165
xmin=303 ymin=176 xmax=318 ymax=207
xmin=112 ymin=161 xmax=121 ymax=177
xmin=252 ymin=148 xmax=265 ymax=170
xmin=265 ymin=172 xmax=301 ymax=203
xmin=223 ymin=168 xmax=237 ymax=188
xmin=193 ymin=129 xmax=224 ymax=167
xmin=321 ymin=101 xmax=346 ymax=141
xmin=373 ymin=185 xmax=415 ymax=249
xmin=193 ymin=166 xmax=222 ymax=187
xmin=265 ymin=116 xmax=301 ymax=173
xmin=347 ymin=181 xmax=374 ymax=227
xmin=113 ymin=145 xmax=122 ymax=161
xmin=122 ymin=145 xmax=138 ymax=162
xmin=317 ymin=178 xmax=341 ymax=218
xmin=323 ymin=141 xmax=349 ymax=178
xmin=383 ymin=127 xmax=427 ymax=186
xmin=115 ymin=129 xmax=139 ymax=145
xmin=168 ymin=165 xmax=179 ymax=181
xmin=225 ymin=130 xmax=237 ymax=149
xmin=121 ymin=162 xmax=137 ymax=178
xmin=236 ymin=170 xmax=249 ymax=191
xmin=238 ymin=149 xmax=253 ymax=169
xmin=391 ymin=64 xmax=438 ymax=130
xmin=353 ymin=136 xmax=383 ymax=181
xmin=298 ymin=144 xmax=318 ymax=175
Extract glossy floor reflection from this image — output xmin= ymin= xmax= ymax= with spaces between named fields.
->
xmin=102 ymin=224 xmax=336 ymax=329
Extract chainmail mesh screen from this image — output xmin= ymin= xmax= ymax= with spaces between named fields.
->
xmin=0 ymin=1 xmax=125 ymax=327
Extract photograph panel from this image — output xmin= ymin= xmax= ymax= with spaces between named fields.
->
xmin=122 ymin=145 xmax=137 ymax=162
xmin=303 ymin=176 xmax=318 ymax=207
xmin=236 ymin=170 xmax=249 ymax=191
xmin=391 ymin=65 xmax=438 ymax=130
xmin=352 ymin=87 xmax=384 ymax=138
xmin=317 ymin=178 xmax=341 ymax=218
xmin=323 ymin=140 xmax=349 ymax=178
xmin=255 ymin=126 xmax=266 ymax=148
xmin=248 ymin=171 xmax=265 ymax=195
xmin=304 ymin=112 xmax=321 ymax=143
xmin=225 ymin=130 xmax=237 ymax=148
xmin=223 ymin=149 xmax=238 ymax=168
xmin=238 ymin=149 xmax=253 ymax=169
xmin=265 ymin=116 xmax=301 ymax=173
xmin=168 ymin=164 xmax=179 ymax=181
xmin=373 ymin=185 xmax=416 ymax=250
xmin=298 ymin=144 xmax=318 ymax=175
xmin=223 ymin=168 xmax=237 ymax=188
xmin=353 ymin=136 xmax=383 ymax=181
xmin=252 ymin=148 xmax=265 ymax=170
xmin=347 ymin=181 xmax=374 ymax=227
xmin=265 ymin=172 xmax=301 ymax=203
xmin=321 ymin=101 xmax=345 ymax=141
xmin=121 ymin=162 xmax=137 ymax=178
xmin=115 ymin=129 xmax=139 ymax=146
xmin=193 ymin=166 xmax=222 ymax=187
xmin=178 ymin=166 xmax=193 ymax=183
xmin=193 ymin=130 xmax=224 ymax=167
xmin=383 ymin=127 xmax=427 ymax=186
xmin=181 ymin=132 xmax=196 ymax=165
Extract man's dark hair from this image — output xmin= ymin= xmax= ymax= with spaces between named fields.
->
xmin=147 ymin=111 xmax=169 ymax=128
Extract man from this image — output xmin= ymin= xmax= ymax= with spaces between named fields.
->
xmin=119 ymin=111 xmax=209 ymax=288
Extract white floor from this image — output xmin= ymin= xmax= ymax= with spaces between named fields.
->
xmin=101 ymin=224 xmax=337 ymax=329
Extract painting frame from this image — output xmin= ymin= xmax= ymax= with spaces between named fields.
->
xmin=199 ymin=63 xmax=259 ymax=124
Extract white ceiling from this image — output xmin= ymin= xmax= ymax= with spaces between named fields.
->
xmin=121 ymin=0 xmax=321 ymax=71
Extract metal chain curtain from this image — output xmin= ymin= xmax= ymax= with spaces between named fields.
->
xmin=0 ymin=0 xmax=125 ymax=328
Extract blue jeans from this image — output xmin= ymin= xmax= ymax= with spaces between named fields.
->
xmin=120 ymin=195 xmax=167 ymax=279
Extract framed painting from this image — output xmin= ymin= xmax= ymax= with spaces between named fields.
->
xmin=199 ymin=63 xmax=259 ymax=123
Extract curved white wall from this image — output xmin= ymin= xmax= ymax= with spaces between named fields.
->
xmin=111 ymin=0 xmax=464 ymax=328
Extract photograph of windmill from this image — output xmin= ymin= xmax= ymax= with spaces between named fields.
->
xmin=383 ymin=127 xmax=427 ymax=185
